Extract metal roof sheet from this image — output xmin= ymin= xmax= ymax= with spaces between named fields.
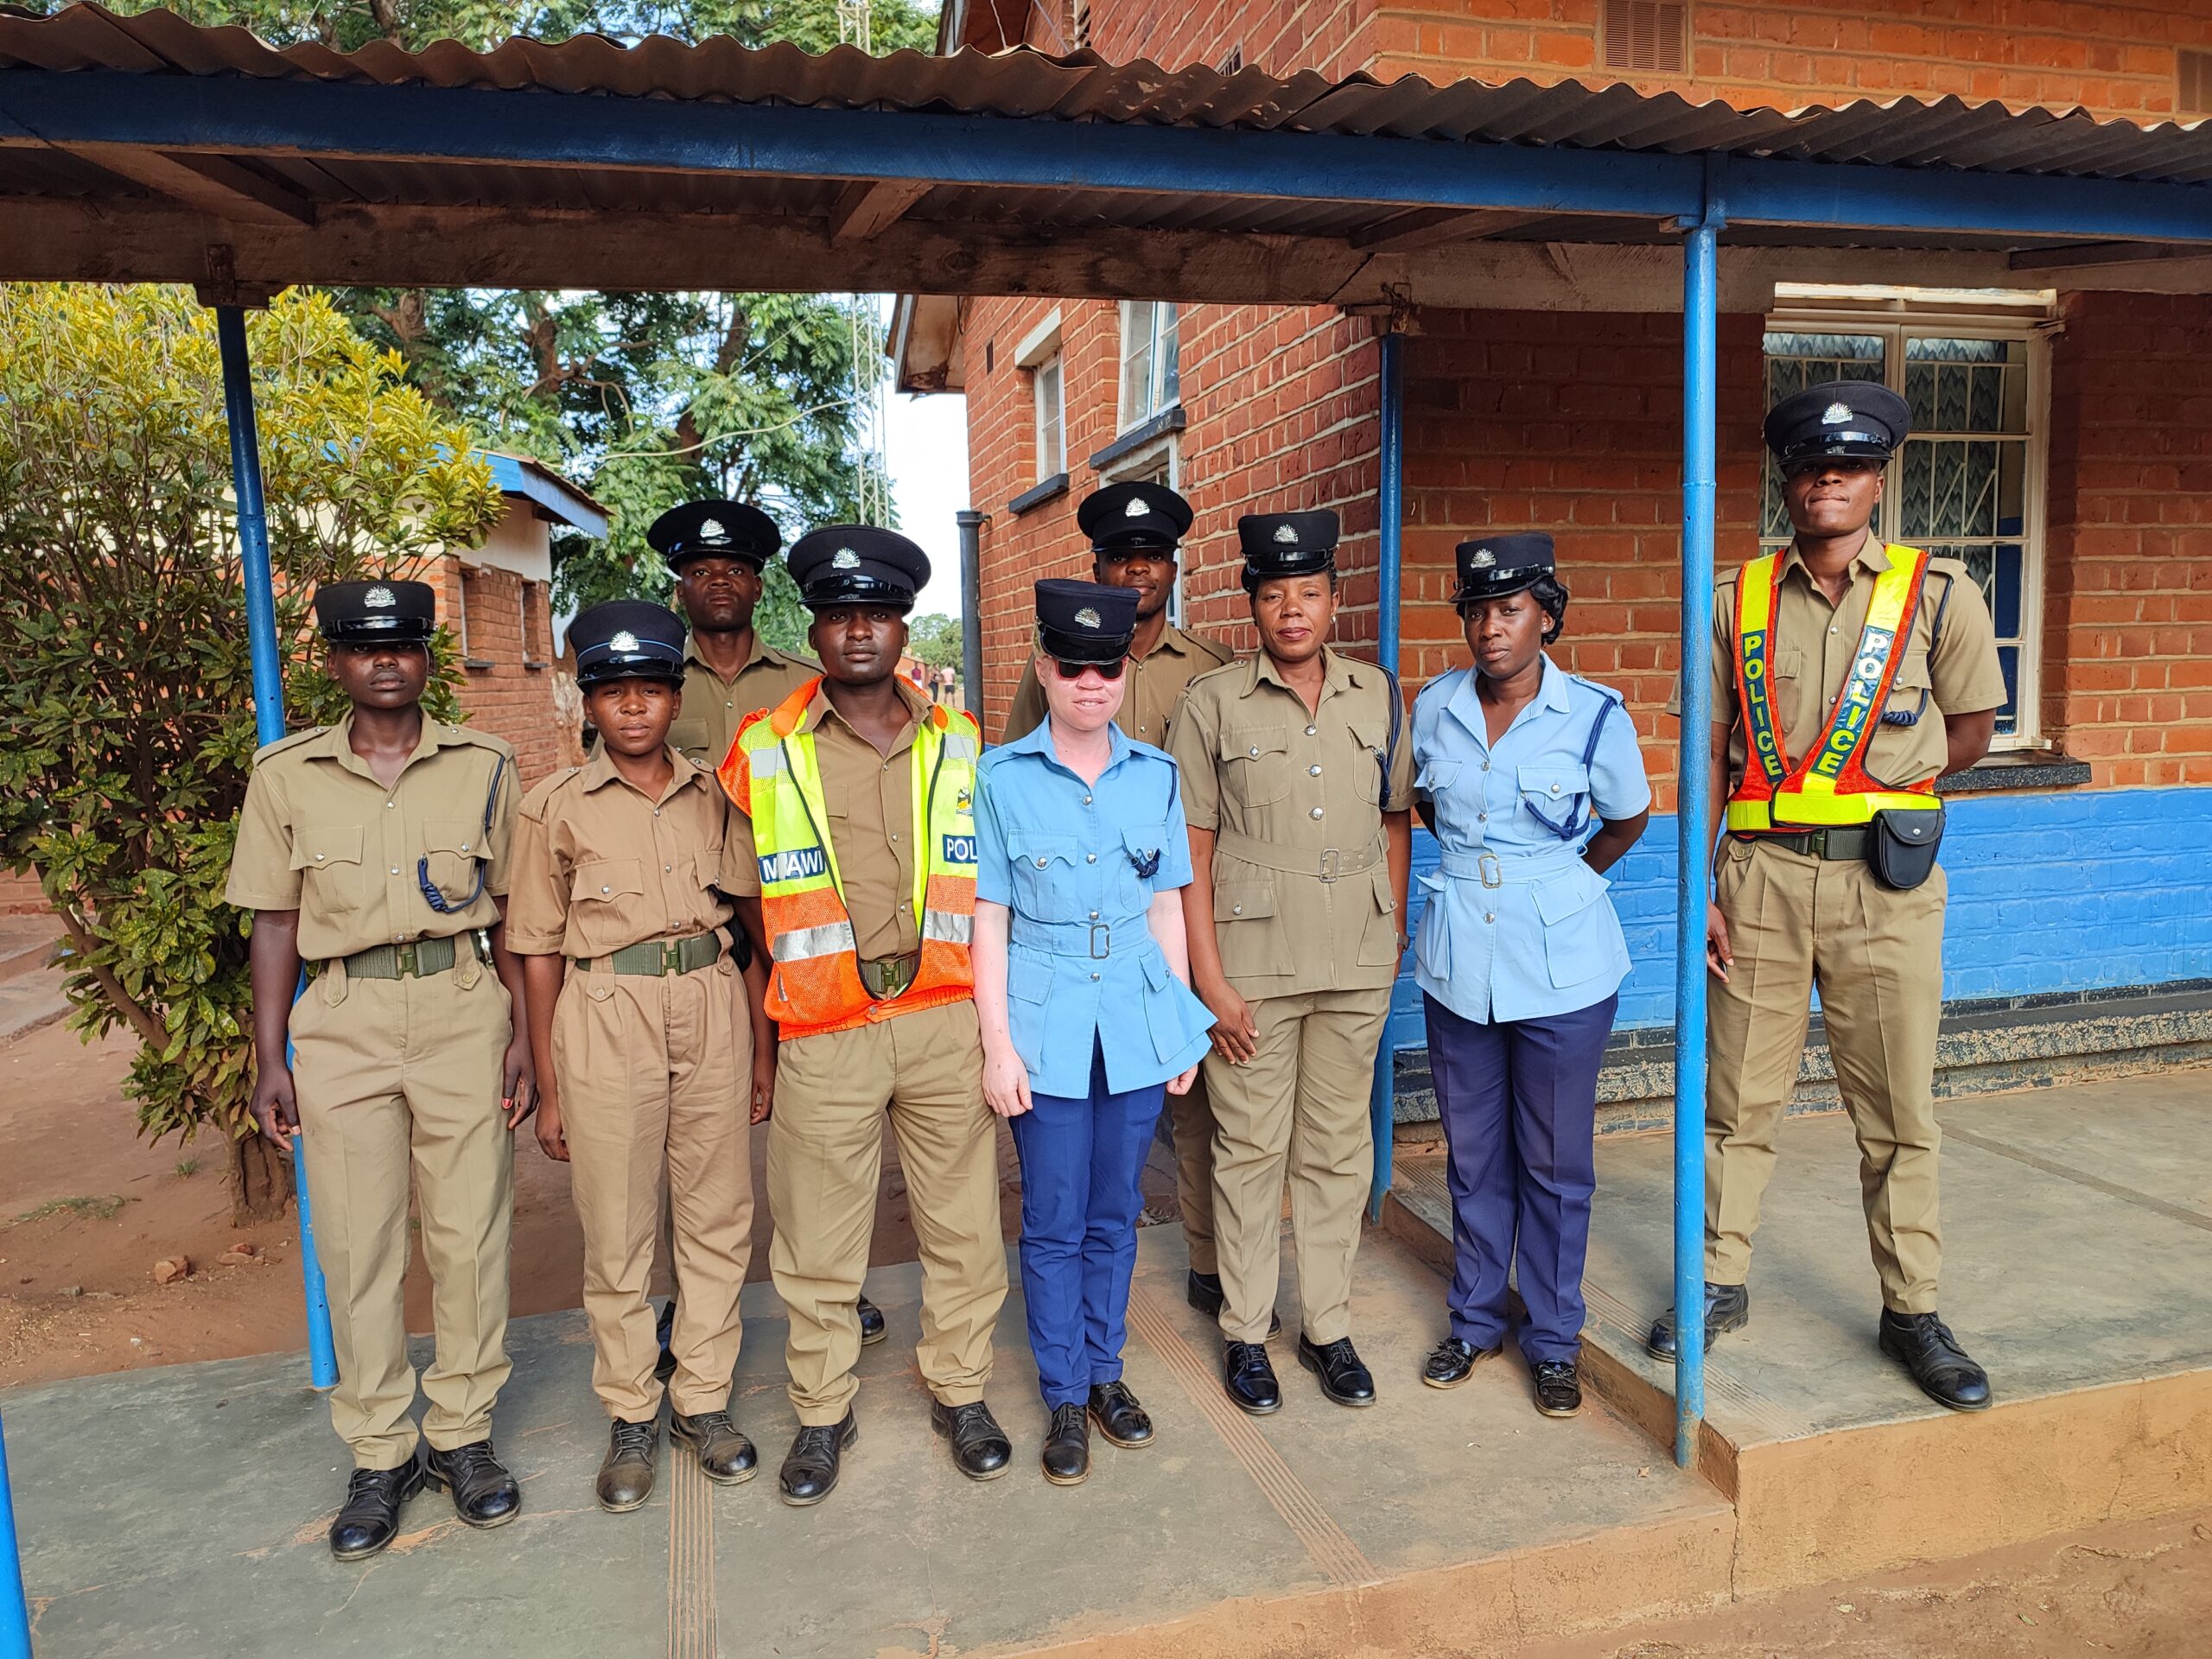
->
xmin=5 ymin=4 xmax=2212 ymax=187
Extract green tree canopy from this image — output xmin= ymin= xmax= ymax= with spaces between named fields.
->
xmin=906 ymin=611 xmax=962 ymax=672
xmin=0 ymin=284 xmax=501 ymax=1213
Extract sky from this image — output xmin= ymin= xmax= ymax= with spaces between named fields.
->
xmin=882 ymin=371 xmax=972 ymax=622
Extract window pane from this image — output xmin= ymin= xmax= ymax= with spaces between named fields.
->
xmin=1903 ymin=336 xmax=2026 ymax=435
xmin=1036 ymin=356 xmax=1065 ymax=478
xmin=1158 ymin=303 xmax=1180 ymax=410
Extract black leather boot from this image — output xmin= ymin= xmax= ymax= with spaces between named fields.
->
xmin=931 ymin=1400 xmax=1013 ymax=1480
xmin=1187 ymin=1270 xmax=1280 ymax=1336
xmin=595 ymin=1418 xmax=659 ymax=1513
xmin=1878 ymin=1311 xmax=1993 ymax=1412
xmin=671 ymin=1409 xmax=759 ymax=1483
xmin=1040 ymin=1402 xmax=1090 ymax=1486
xmin=1297 ymin=1336 xmax=1377 ymax=1407
xmin=1087 ymin=1381 xmax=1154 ymax=1448
xmin=1223 ymin=1340 xmax=1281 ymax=1415
xmin=1646 ymin=1281 xmax=1751 ymax=1359
xmin=422 ymin=1440 xmax=520 ymax=1529
xmin=328 ymin=1459 xmax=425 ymax=1561
xmin=858 ymin=1293 xmax=887 ymax=1347
xmin=779 ymin=1413 xmax=857 ymax=1507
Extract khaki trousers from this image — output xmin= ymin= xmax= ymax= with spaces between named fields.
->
xmin=1169 ymin=1067 xmax=1219 ymax=1275
xmin=1205 ymin=987 xmax=1388 ymax=1345
xmin=1706 ymin=836 xmax=1948 ymax=1313
xmin=770 ymin=1001 xmax=1006 ymax=1426
xmin=554 ymin=957 xmax=753 ymax=1421
xmin=289 ymin=962 xmax=515 ymax=1471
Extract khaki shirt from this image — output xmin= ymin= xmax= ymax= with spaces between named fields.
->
xmin=1171 ymin=647 xmax=1415 ymax=998
xmin=723 ymin=679 xmax=932 ymax=962
xmin=1687 ymin=535 xmax=2009 ymax=791
xmin=665 ymin=632 xmax=819 ymax=772
xmin=1002 ymin=622 xmax=1237 ymax=750
xmin=505 ymin=747 xmax=742 ymax=959
xmin=226 ymin=715 xmax=518 ymax=963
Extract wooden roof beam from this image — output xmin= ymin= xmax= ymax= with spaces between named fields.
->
xmin=66 ymin=143 xmax=315 ymax=227
xmin=1350 ymin=207 xmax=1541 ymax=254
xmin=828 ymin=178 xmax=931 ymax=242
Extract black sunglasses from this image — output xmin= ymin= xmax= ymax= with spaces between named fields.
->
xmin=1052 ymin=656 xmax=1127 ymax=680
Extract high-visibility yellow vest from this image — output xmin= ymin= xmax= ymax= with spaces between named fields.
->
xmin=1726 ymin=545 xmax=1944 ymax=833
xmin=718 ymin=678 xmax=978 ymax=1039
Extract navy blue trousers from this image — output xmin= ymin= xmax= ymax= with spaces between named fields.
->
xmin=1423 ymin=991 xmax=1618 ymax=1363
xmin=1008 ymin=1045 xmax=1166 ymax=1408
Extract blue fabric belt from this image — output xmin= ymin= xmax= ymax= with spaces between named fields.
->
xmin=1010 ymin=913 xmax=1154 ymax=960
xmin=1434 ymin=845 xmax=1588 ymax=886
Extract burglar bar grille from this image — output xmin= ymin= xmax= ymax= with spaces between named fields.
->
xmin=1602 ymin=0 xmax=1687 ymax=75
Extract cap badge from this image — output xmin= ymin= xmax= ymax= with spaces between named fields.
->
xmin=1075 ymin=607 xmax=1102 ymax=629
xmin=364 ymin=586 xmax=396 ymax=609
xmin=832 ymin=548 xmax=861 ymax=570
xmin=610 ymin=630 xmax=639 ymax=652
xmin=1821 ymin=402 xmax=1853 ymax=426
xmin=698 ymin=517 xmax=726 ymax=541
xmin=1272 ymin=524 xmax=1299 ymax=544
xmin=1123 ymin=496 xmax=1149 ymax=518
xmin=1471 ymin=547 xmax=1496 ymax=569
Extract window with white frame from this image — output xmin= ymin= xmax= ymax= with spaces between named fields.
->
xmin=1013 ymin=310 xmax=1066 ymax=486
xmin=1762 ymin=287 xmax=2053 ymax=746
xmin=1118 ymin=301 xmax=1179 ymax=430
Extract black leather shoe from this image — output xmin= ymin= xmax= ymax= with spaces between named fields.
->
xmin=779 ymin=1413 xmax=857 ymax=1507
xmin=1878 ymin=1311 xmax=1993 ymax=1412
xmin=1646 ymin=1281 xmax=1751 ymax=1359
xmin=1040 ymin=1402 xmax=1090 ymax=1486
xmin=595 ymin=1418 xmax=659 ymax=1514
xmin=1298 ymin=1336 xmax=1377 ymax=1408
xmin=1186 ymin=1271 xmax=1280 ymax=1337
xmin=1223 ymin=1340 xmax=1281 ymax=1415
xmin=858 ymin=1293 xmax=887 ymax=1347
xmin=655 ymin=1298 xmax=677 ymax=1382
xmin=1421 ymin=1336 xmax=1502 ymax=1389
xmin=1087 ymin=1381 xmax=1154 ymax=1448
xmin=422 ymin=1440 xmax=520 ymax=1529
xmin=931 ymin=1400 xmax=1013 ymax=1480
xmin=1530 ymin=1359 xmax=1583 ymax=1417
xmin=671 ymin=1409 xmax=759 ymax=1484
xmin=328 ymin=1458 xmax=425 ymax=1560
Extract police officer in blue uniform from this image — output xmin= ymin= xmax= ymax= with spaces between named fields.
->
xmin=972 ymin=580 xmax=1215 ymax=1485
xmin=1410 ymin=534 xmax=1651 ymax=1417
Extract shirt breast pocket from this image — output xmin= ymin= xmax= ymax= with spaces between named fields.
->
xmin=1218 ymin=727 xmax=1291 ymax=809
xmin=1007 ymin=831 xmax=1086 ymax=923
xmin=419 ymin=818 xmax=483 ymax=906
xmin=1517 ymin=764 xmax=1591 ymax=836
xmin=1347 ymin=717 xmax=1388 ymax=805
xmin=667 ymin=713 xmax=715 ymax=766
xmin=1884 ymin=649 xmax=1932 ymax=725
xmin=1214 ymin=878 xmax=1291 ymax=979
xmin=1119 ymin=823 xmax=1170 ymax=904
xmin=291 ymin=823 xmax=365 ymax=913
xmin=571 ymin=858 xmax=648 ymax=943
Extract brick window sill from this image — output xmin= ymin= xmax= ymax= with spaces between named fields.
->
xmin=1934 ymin=751 xmax=2091 ymax=795
xmin=1007 ymin=471 xmax=1069 ymax=516
xmin=462 ymin=657 xmax=496 ymax=672
xmin=1088 ymin=404 xmax=1185 ymax=472
xmin=523 ymin=658 xmax=549 ymax=671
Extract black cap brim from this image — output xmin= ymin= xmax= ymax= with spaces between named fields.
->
xmin=1038 ymin=624 xmax=1132 ymax=663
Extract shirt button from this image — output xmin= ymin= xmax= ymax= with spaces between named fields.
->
xmin=1084 ymin=795 xmax=1093 ymax=805
xmin=1089 ymin=910 xmax=1100 ymax=920
xmin=1086 ymin=853 xmax=1097 ymax=863
xmin=1481 ymin=761 xmax=1491 ymax=772
xmin=1478 ymin=811 xmax=1489 ymax=823
xmin=1484 ymin=912 xmax=1496 ymax=924
xmin=664 ymin=865 xmax=672 ymax=873
xmin=652 ymin=808 xmax=662 ymax=817
xmin=315 ymin=853 xmax=326 ymax=861
xmin=601 ymin=885 xmax=612 ymax=894
xmin=1231 ymin=904 xmax=1244 ymax=916
xmin=1035 ymin=857 xmax=1048 ymax=868
xmin=386 ymin=801 xmax=396 ymax=809
xmin=1309 ymin=765 xmax=1322 ymax=776
xmin=389 ymin=867 xmax=400 ymax=875
xmin=1305 ymin=725 xmax=1317 ymax=736
xmin=1249 ymin=746 xmax=1261 ymax=757
xmin=1090 ymin=972 xmax=1101 ymax=982
xmin=1310 ymin=806 xmax=1325 ymax=820
xmin=1550 ymin=783 xmax=1562 ymax=795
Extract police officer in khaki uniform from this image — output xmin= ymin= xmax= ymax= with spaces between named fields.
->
xmin=230 ymin=578 xmax=531 ymax=1561
xmin=645 ymin=499 xmax=886 ymax=1363
xmin=721 ymin=528 xmax=1010 ymax=1506
xmin=1647 ymin=381 xmax=2007 ymax=1412
xmin=1001 ymin=480 xmax=1243 ymax=1325
xmin=1171 ymin=510 xmax=1414 ymax=1416
xmin=508 ymin=601 xmax=769 ymax=1512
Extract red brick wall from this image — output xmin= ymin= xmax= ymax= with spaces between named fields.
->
xmin=436 ymin=555 xmax=581 ymax=785
xmin=2042 ymin=290 xmax=2212 ymax=788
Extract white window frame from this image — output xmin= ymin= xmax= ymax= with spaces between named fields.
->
xmin=1116 ymin=300 xmax=1180 ymax=432
xmin=1762 ymin=287 xmax=2055 ymax=751
xmin=1014 ymin=310 xmax=1066 ymax=486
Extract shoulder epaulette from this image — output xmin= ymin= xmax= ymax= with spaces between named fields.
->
xmin=440 ymin=722 xmax=517 ymax=756
xmin=251 ymin=726 xmax=328 ymax=764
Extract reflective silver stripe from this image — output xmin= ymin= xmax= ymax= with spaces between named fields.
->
xmin=749 ymin=742 xmax=789 ymax=779
xmin=772 ymin=920 xmax=857 ymax=962
xmin=940 ymin=731 xmax=980 ymax=763
xmin=921 ymin=908 xmax=973 ymax=944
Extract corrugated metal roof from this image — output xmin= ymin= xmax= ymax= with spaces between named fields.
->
xmin=4 ymin=3 xmax=2211 ymax=187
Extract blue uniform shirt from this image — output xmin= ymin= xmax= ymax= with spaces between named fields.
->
xmin=976 ymin=721 xmax=1217 ymax=1098
xmin=1411 ymin=656 xmax=1652 ymax=1024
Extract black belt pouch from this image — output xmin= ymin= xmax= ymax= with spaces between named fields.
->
xmin=1868 ymin=804 xmax=1945 ymax=890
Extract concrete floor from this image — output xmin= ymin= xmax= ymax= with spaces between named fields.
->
xmin=3 ymin=1224 xmax=1724 ymax=1659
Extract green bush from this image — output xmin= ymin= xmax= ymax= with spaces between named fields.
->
xmin=0 ymin=285 xmax=501 ymax=1217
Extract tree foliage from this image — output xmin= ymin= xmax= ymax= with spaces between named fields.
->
xmin=906 ymin=611 xmax=962 ymax=671
xmin=0 ymin=285 xmax=500 ymax=1210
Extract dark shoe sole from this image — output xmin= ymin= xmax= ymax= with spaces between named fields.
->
xmin=1878 ymin=1332 xmax=1994 ymax=1413
xmin=1297 ymin=1346 xmax=1376 ymax=1408
xmin=330 ymin=1535 xmax=397 ymax=1562
xmin=1040 ymin=1457 xmax=1090 ymax=1487
xmin=778 ymin=1419 xmax=859 ymax=1508
xmin=1533 ymin=1394 xmax=1583 ymax=1419
xmin=1088 ymin=1410 xmax=1153 ymax=1450
xmin=418 ymin=1469 xmax=522 ymax=1529
xmin=859 ymin=1325 xmax=888 ymax=1348
xmin=1224 ymin=1382 xmax=1281 ymax=1417
xmin=1421 ymin=1346 xmax=1502 ymax=1390
xmin=595 ymin=1480 xmax=655 ymax=1515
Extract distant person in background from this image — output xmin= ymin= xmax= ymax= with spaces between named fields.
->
xmin=1409 ymin=534 xmax=1649 ymax=1419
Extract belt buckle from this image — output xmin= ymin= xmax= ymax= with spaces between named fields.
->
xmin=393 ymin=941 xmax=418 ymax=978
xmin=1478 ymin=850 xmax=1503 ymax=890
xmin=1319 ymin=848 xmax=1341 ymax=883
xmin=1088 ymin=922 xmax=1112 ymax=959
xmin=662 ymin=939 xmax=683 ymax=975
xmin=1804 ymin=830 xmax=1828 ymax=859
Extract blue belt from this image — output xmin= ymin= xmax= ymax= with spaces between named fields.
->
xmin=1010 ymin=913 xmax=1152 ymax=960
xmin=1434 ymin=845 xmax=1587 ymax=889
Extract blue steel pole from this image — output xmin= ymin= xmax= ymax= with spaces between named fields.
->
xmin=1369 ymin=328 xmax=1405 ymax=1222
xmin=215 ymin=304 xmax=339 ymax=1390
xmin=0 ymin=1412 xmax=28 ymax=1658
xmin=1673 ymin=198 xmax=1722 ymax=1470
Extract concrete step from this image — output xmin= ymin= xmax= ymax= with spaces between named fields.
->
xmin=0 ymin=914 xmax=60 ymax=984
xmin=1381 ymin=1068 xmax=2212 ymax=1592
xmin=0 ymin=965 xmax=67 ymax=1046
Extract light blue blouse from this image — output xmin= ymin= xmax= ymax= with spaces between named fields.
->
xmin=975 ymin=721 xmax=1217 ymax=1098
xmin=1410 ymin=657 xmax=1652 ymax=1025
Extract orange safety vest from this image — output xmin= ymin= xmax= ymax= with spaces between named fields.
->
xmin=1726 ymin=545 xmax=1945 ymax=833
xmin=718 ymin=678 xmax=979 ymax=1039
